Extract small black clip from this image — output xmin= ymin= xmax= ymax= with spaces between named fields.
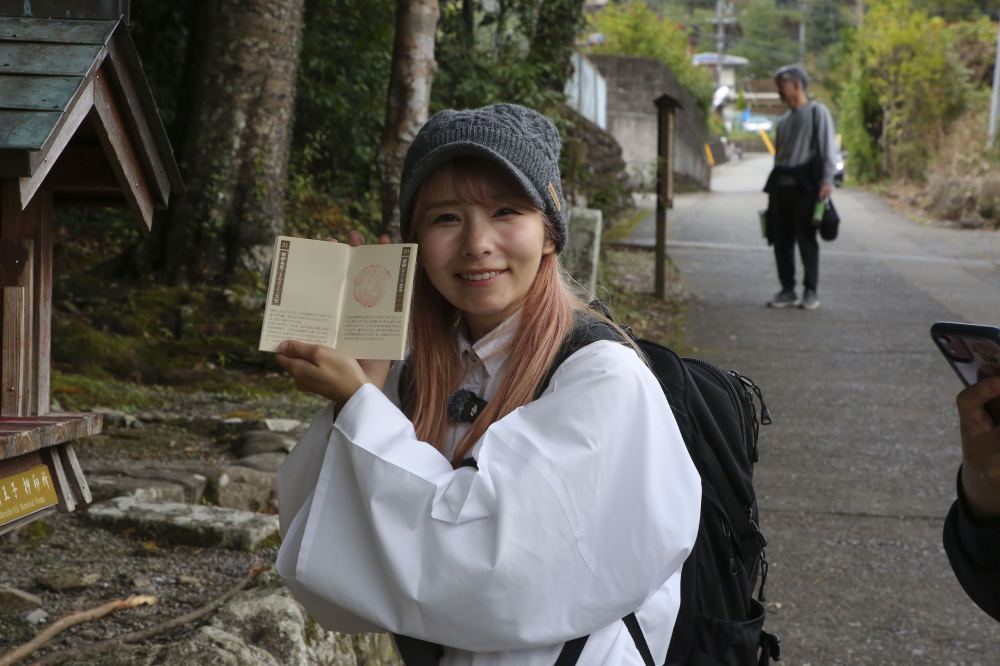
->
xmin=447 ymin=389 xmax=488 ymax=423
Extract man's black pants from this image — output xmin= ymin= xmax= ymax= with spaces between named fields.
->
xmin=769 ymin=183 xmax=819 ymax=292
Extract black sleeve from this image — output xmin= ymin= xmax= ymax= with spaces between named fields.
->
xmin=943 ymin=468 xmax=1000 ymax=622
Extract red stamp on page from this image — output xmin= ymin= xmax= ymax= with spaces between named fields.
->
xmin=353 ymin=264 xmax=392 ymax=308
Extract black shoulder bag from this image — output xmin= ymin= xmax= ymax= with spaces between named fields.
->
xmin=811 ymin=105 xmax=840 ymax=241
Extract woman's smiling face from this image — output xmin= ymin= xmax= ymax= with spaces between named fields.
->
xmin=414 ymin=160 xmax=556 ymax=340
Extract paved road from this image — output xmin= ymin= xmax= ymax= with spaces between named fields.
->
xmin=628 ymin=152 xmax=1000 ymax=665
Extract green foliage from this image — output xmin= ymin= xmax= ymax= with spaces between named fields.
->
xmin=587 ymin=1 xmax=714 ymax=112
xmin=805 ymin=0 xmax=846 ymax=53
xmin=910 ymin=0 xmax=994 ymax=21
xmin=16 ymin=519 xmax=53 ymax=544
xmin=735 ymin=89 xmax=747 ymax=111
xmin=730 ymin=0 xmax=801 ymax=80
xmin=49 ymin=268 xmax=292 ymax=397
xmin=837 ymin=0 xmax=971 ymax=182
xmin=54 ymin=206 xmax=144 ymax=274
xmin=837 ymin=71 xmax=882 ymax=182
xmin=945 ymin=17 xmax=1000 ymax=87
xmin=287 ymin=0 xmax=396 ymax=241
xmin=432 ymin=3 xmax=637 ymax=224
xmin=432 ymin=1 xmax=567 ymax=112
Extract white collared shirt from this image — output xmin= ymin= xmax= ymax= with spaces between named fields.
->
xmin=277 ymin=320 xmax=700 ymax=666
xmin=407 ymin=311 xmax=521 ymax=461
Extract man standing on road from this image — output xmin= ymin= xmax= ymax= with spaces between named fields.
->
xmin=763 ymin=64 xmax=838 ymax=310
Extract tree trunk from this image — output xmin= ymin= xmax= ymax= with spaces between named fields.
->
xmin=494 ymin=0 xmax=508 ymax=54
xmin=379 ymin=0 xmax=440 ymax=241
xmin=461 ymin=0 xmax=475 ymax=56
xmin=527 ymin=0 xmax=586 ymax=93
xmin=146 ymin=0 xmax=305 ymax=285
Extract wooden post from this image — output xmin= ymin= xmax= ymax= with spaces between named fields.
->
xmin=0 ymin=182 xmax=54 ymax=416
xmin=654 ymin=95 xmax=679 ymax=300
xmin=1 ymin=238 xmax=31 ymax=416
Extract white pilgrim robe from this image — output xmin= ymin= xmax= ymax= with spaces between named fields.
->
xmin=276 ymin=333 xmax=700 ymax=666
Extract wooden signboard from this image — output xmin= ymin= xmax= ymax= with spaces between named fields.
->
xmin=0 ymin=464 xmax=59 ymax=527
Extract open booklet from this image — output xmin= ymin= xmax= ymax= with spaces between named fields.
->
xmin=258 ymin=236 xmax=417 ymax=360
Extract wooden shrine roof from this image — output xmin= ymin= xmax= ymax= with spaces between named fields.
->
xmin=0 ymin=13 xmax=182 ymax=225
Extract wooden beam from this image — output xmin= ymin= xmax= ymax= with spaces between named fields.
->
xmin=17 ymin=78 xmax=94 ymax=208
xmin=39 ymin=444 xmax=74 ymax=512
xmin=1 ymin=286 xmax=26 ymax=415
xmin=0 ymin=448 xmax=43 ymax=477
xmin=0 ymin=412 xmax=103 ymax=460
xmin=103 ymin=43 xmax=171 ymax=207
xmin=61 ymin=442 xmax=91 ymax=504
xmin=0 ymin=238 xmax=31 ymax=416
xmin=35 ymin=192 xmax=53 ymax=416
xmin=91 ymin=71 xmax=152 ymax=229
xmin=2 ymin=181 xmax=52 ymax=416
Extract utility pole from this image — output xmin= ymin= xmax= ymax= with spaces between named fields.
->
xmin=799 ymin=0 xmax=807 ymax=65
xmin=989 ymin=14 xmax=1000 ymax=148
xmin=715 ymin=0 xmax=725 ymax=87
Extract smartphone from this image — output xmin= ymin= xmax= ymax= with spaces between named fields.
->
xmin=930 ymin=321 xmax=1000 ymax=423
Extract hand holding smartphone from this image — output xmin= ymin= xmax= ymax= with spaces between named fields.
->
xmin=931 ymin=321 xmax=1000 ymax=423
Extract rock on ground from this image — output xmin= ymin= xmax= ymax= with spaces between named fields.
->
xmin=84 ymin=497 xmax=279 ymax=551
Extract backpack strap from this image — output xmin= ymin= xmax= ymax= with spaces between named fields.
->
xmin=623 ymin=613 xmax=656 ymax=666
xmin=557 ymin=612 xmax=656 ymax=666
xmin=535 ymin=308 xmax=628 ymax=399
xmin=554 ymin=635 xmax=590 ymax=666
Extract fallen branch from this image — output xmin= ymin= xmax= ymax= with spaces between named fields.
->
xmin=28 ymin=566 xmax=268 ymax=666
xmin=0 ymin=595 xmax=156 ymax=666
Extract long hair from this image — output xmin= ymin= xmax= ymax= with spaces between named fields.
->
xmin=405 ymin=157 xmax=631 ymax=464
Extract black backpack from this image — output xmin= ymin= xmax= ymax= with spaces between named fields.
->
xmin=394 ymin=312 xmax=781 ymax=666
xmin=546 ymin=314 xmax=780 ymax=666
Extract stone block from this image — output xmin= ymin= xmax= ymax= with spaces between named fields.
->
xmin=565 ymin=207 xmax=603 ymax=298
xmin=84 ymin=497 xmax=279 ymax=551
xmin=202 ymin=465 xmax=277 ymax=513
xmin=234 ymin=452 xmax=286 ymax=474
xmin=265 ymin=418 xmax=302 ymax=433
xmin=87 ymin=475 xmax=188 ymax=504
xmin=232 ymin=431 xmax=296 ymax=459
xmin=81 ymin=462 xmax=207 ymax=504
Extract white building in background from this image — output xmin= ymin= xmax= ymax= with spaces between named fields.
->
xmin=693 ymin=52 xmax=751 ymax=133
xmin=565 ymin=52 xmax=607 ymax=129
xmin=692 ymin=52 xmax=749 ymax=90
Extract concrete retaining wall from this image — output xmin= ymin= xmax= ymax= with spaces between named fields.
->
xmin=587 ymin=54 xmax=710 ymax=191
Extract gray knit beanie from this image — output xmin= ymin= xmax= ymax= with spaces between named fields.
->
xmin=398 ymin=103 xmax=567 ymax=252
xmin=774 ymin=64 xmax=809 ymax=88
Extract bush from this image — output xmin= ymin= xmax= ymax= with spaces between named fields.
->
xmin=836 ymin=0 xmax=971 ymax=183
